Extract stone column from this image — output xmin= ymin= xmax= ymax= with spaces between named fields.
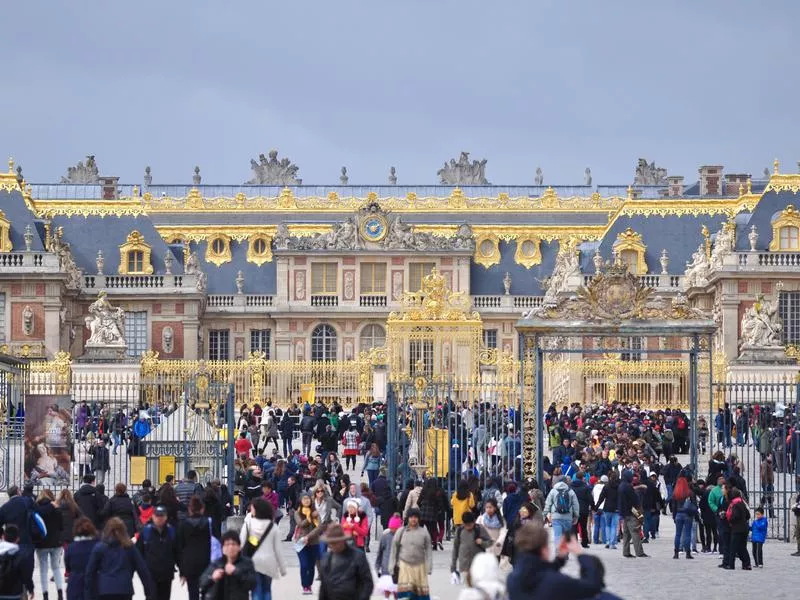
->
xmin=183 ymin=319 xmax=200 ymax=359
xmin=276 ymin=257 xmax=290 ymax=311
xmin=43 ymin=302 xmax=62 ymax=357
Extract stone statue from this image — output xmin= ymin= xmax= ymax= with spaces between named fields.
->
xmin=193 ymin=166 xmax=202 ymax=185
xmin=185 ymin=250 xmax=201 ymax=274
xmin=740 ymin=293 xmax=782 ymax=348
xmin=437 ymin=152 xmax=489 ymax=185
xmin=60 ymin=155 xmax=100 ymax=184
xmin=340 ymin=166 xmax=348 ymax=185
xmin=273 ymin=223 xmax=291 ymax=251
xmin=236 ymin=270 xmax=244 ymax=294
xmin=634 ymin=158 xmax=668 ymax=185
xmin=709 ymin=222 xmax=735 ymax=269
xmin=535 ymin=167 xmax=543 ymax=186
xmin=95 ymin=250 xmax=104 ymax=276
xmin=143 ymin=166 xmax=152 ymax=188
xmin=50 ymin=228 xmax=83 ymax=290
xmin=162 ymin=326 xmax=174 ymax=354
xmin=541 ymin=242 xmax=580 ymax=306
xmin=84 ymin=292 xmax=126 ymax=348
xmin=388 ymin=166 xmax=397 ymax=185
xmin=584 ymin=167 xmax=592 ymax=186
xmin=164 ymin=251 xmax=173 ymax=275
xmin=246 ymin=150 xmax=302 ymax=185
xmin=763 ymin=167 xmax=770 ymax=179
xmin=22 ymin=305 xmax=33 ymax=336
xmin=682 ymin=244 xmax=710 ymax=289
xmin=503 ymin=272 xmax=512 ymax=295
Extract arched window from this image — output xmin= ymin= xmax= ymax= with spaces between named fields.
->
xmin=360 ymin=324 xmax=386 ymax=351
xmin=769 ymin=205 xmax=800 ymax=251
xmin=311 ymin=324 xmax=337 ymax=361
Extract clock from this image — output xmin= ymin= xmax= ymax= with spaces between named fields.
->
xmin=359 ymin=214 xmax=388 ymax=243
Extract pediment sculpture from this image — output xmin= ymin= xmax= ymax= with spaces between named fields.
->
xmin=60 ymin=155 xmax=99 ymax=184
xmin=682 ymin=244 xmax=710 ymax=290
xmin=709 ymin=221 xmax=735 ymax=270
xmin=541 ymin=240 xmax=581 ymax=305
xmin=246 ymin=150 xmax=302 ymax=185
xmin=49 ymin=227 xmax=83 ymax=290
xmin=437 ymin=152 xmax=489 ymax=185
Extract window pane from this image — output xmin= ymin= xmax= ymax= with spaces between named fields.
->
xmin=0 ymin=293 xmax=7 ymax=342
xmin=620 ymin=336 xmax=643 ymax=362
xmin=780 ymin=226 xmax=799 ymax=249
xmin=209 ymin=329 xmax=230 ymax=361
xmin=483 ymin=329 xmax=498 ymax=349
xmin=620 ymin=250 xmax=638 ymax=274
xmin=779 ymin=291 xmax=800 ymax=345
xmin=311 ymin=263 xmax=337 ymax=294
xmin=360 ymin=324 xmax=386 ymax=351
xmin=249 ymin=329 xmax=271 ymax=359
xmin=409 ymin=340 xmax=433 ymax=377
xmin=124 ymin=311 xmax=147 ymax=358
xmin=311 ymin=324 xmax=337 ymax=361
xmin=409 ymin=262 xmax=434 ymax=292
xmin=360 ymin=263 xmax=387 ymax=294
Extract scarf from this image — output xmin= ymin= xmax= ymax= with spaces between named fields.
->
xmin=481 ymin=512 xmax=502 ymax=530
xmin=298 ymin=505 xmax=319 ymax=527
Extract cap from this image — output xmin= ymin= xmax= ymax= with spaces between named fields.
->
xmin=154 ymin=505 xmax=168 ymax=517
xmin=600 ymin=475 xmax=609 ymax=483
xmin=649 ymin=472 xmax=658 ymax=477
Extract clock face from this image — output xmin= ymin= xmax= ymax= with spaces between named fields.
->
xmin=360 ymin=215 xmax=387 ymax=242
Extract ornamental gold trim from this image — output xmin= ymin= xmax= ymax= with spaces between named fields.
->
xmin=118 ymin=230 xmax=153 ymax=274
xmin=474 ymin=233 xmax=500 ymax=268
xmin=612 ymin=227 xmax=647 ymax=275
xmin=156 ymin=225 xmax=277 ymax=243
xmin=514 ymin=236 xmax=541 ymax=269
xmin=206 ymin=234 xmax=232 ymax=267
xmin=769 ymin=204 xmax=800 ymax=251
xmin=246 ymin=234 xmax=273 ymax=266
xmin=0 ymin=158 xmax=22 ymax=194
xmin=0 ymin=210 xmax=12 ymax=252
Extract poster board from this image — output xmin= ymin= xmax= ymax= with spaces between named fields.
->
xmin=158 ymin=455 xmax=176 ymax=485
xmin=24 ymin=394 xmax=72 ymax=485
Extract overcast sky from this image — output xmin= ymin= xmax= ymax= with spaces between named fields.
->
xmin=2 ymin=1 xmax=799 ymax=186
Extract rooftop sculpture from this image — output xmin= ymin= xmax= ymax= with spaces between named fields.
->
xmin=246 ymin=150 xmax=302 ymax=185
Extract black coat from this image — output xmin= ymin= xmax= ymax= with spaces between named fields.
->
xmin=58 ymin=501 xmax=81 ymax=544
xmin=85 ymin=541 xmax=155 ymax=600
xmin=34 ymin=499 xmax=63 ymax=549
xmin=74 ymin=484 xmax=105 ymax=528
xmin=596 ymin=481 xmax=619 ymax=513
xmin=64 ymin=538 xmax=96 ymax=600
xmin=506 ymin=552 xmax=604 ymax=600
xmin=177 ymin=516 xmax=212 ymax=581
xmin=0 ymin=495 xmax=34 ymax=545
xmin=135 ymin=523 xmax=179 ymax=582
xmin=617 ymin=480 xmax=639 ymax=517
xmin=318 ymin=545 xmax=374 ymax=600
xmin=570 ymin=480 xmax=593 ymax=516
xmin=200 ymin=554 xmax=257 ymax=600
xmin=91 ymin=445 xmax=110 ymax=471
xmin=99 ymin=494 xmax=137 ymax=537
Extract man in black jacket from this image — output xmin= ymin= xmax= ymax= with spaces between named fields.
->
xmin=200 ymin=531 xmax=256 ymax=600
xmin=279 ymin=412 xmax=296 ymax=457
xmin=136 ymin=506 xmax=180 ymax=600
xmin=618 ymin=471 xmax=648 ymax=558
xmin=570 ymin=473 xmax=594 ymax=548
xmin=0 ymin=487 xmax=35 ymax=597
xmin=318 ymin=524 xmax=374 ymax=600
xmin=74 ymin=474 xmax=105 ymax=529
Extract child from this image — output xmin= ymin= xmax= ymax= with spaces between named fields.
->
xmin=751 ymin=508 xmax=768 ymax=567
xmin=375 ymin=513 xmax=403 ymax=599
xmin=698 ymin=417 xmax=709 ymax=455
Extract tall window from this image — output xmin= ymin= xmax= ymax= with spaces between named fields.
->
xmin=620 ymin=336 xmax=643 ymax=361
xmin=127 ymin=251 xmax=144 ymax=274
xmin=124 ymin=311 xmax=147 ymax=358
xmin=483 ymin=329 xmax=498 ymax=349
xmin=779 ymin=226 xmax=799 ymax=250
xmin=311 ymin=263 xmax=338 ymax=295
xmin=410 ymin=340 xmax=434 ymax=377
xmin=360 ymin=324 xmax=386 ymax=351
xmin=360 ymin=263 xmax=386 ymax=294
xmin=0 ymin=293 xmax=6 ymax=342
xmin=311 ymin=324 xmax=337 ymax=361
xmin=208 ymin=329 xmax=230 ymax=361
xmin=408 ymin=262 xmax=435 ymax=292
xmin=250 ymin=329 xmax=271 ymax=358
xmin=779 ymin=292 xmax=800 ymax=345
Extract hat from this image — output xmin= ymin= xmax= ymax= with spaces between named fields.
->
xmin=600 ymin=475 xmax=609 ymax=483
xmin=344 ymin=498 xmax=360 ymax=511
xmin=320 ymin=523 xmax=349 ymax=543
xmin=154 ymin=505 xmax=168 ymax=517
xmin=649 ymin=472 xmax=658 ymax=478
xmin=388 ymin=515 xmax=403 ymax=531
xmin=406 ymin=508 xmax=421 ymax=520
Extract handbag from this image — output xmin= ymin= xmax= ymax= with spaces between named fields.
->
xmin=243 ymin=519 xmax=274 ymax=557
xmin=392 ymin=527 xmax=405 ymax=584
xmin=208 ymin=518 xmax=222 ymax=561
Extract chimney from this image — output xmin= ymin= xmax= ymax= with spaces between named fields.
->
xmin=99 ymin=176 xmax=119 ymax=200
xmin=666 ymin=176 xmax=684 ymax=197
xmin=699 ymin=165 xmax=723 ymax=196
xmin=724 ymin=173 xmax=750 ymax=195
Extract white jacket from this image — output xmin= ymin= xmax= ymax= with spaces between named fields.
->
xmin=239 ymin=514 xmax=287 ymax=579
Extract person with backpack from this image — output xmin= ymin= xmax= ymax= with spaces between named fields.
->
xmin=450 ymin=511 xmax=492 ymax=584
xmin=0 ymin=485 xmax=36 ymax=598
xmin=543 ymin=479 xmax=579 ymax=547
xmin=177 ymin=496 xmax=214 ymax=600
xmin=0 ymin=524 xmax=29 ymax=600
xmin=64 ymin=517 xmax=99 ymax=600
xmin=75 ymin=474 xmax=105 ymax=529
xmin=34 ymin=489 xmax=65 ymax=600
xmin=85 ymin=517 xmax=155 ymax=600
xmin=135 ymin=505 xmax=179 ymax=600
xmin=724 ymin=487 xmax=752 ymax=570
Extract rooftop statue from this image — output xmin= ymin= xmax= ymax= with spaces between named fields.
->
xmin=85 ymin=291 xmax=126 ymax=348
xmin=634 ymin=158 xmax=668 ymax=185
xmin=709 ymin=222 xmax=735 ymax=270
xmin=541 ymin=240 xmax=580 ymax=306
xmin=246 ymin=149 xmax=302 ymax=185
xmin=60 ymin=155 xmax=99 ymax=184
xmin=50 ymin=227 xmax=83 ymax=290
xmin=682 ymin=244 xmax=710 ymax=289
xmin=740 ymin=292 xmax=782 ymax=348
xmin=437 ymin=152 xmax=489 ymax=185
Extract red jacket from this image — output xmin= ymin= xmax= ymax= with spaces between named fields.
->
xmin=341 ymin=512 xmax=369 ymax=548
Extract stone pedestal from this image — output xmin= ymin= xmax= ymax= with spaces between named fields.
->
xmin=735 ymin=345 xmax=795 ymax=366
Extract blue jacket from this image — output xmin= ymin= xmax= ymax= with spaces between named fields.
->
xmin=507 ymin=552 xmax=604 ymax=600
xmin=84 ymin=541 xmax=155 ymax=600
xmin=750 ymin=516 xmax=768 ymax=543
xmin=0 ymin=495 xmax=34 ymax=546
xmin=133 ymin=419 xmax=151 ymax=439
xmin=64 ymin=537 xmax=97 ymax=600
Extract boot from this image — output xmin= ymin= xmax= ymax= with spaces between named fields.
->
xmin=42 ymin=593 xmax=48 ymax=600
xmin=791 ymin=543 xmax=800 ymax=557
xmin=673 ymin=549 xmax=680 ymax=559
xmin=57 ymin=591 xmax=64 ymax=600
xmin=686 ymin=550 xmax=694 ymax=559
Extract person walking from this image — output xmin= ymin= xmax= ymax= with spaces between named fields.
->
xmin=74 ymin=475 xmax=105 ymax=529
xmin=239 ymin=498 xmax=286 ymax=600
xmin=136 ymin=505 xmax=179 ymax=600
xmin=91 ymin=438 xmax=110 ymax=487
xmin=570 ymin=473 xmax=593 ymax=548
xmin=0 ymin=484 xmax=36 ymax=598
xmin=33 ymin=488 xmax=65 ymax=600
xmin=99 ymin=483 xmax=137 ymax=537
xmin=175 ymin=471 xmax=203 ymax=521
xmin=199 ymin=530 xmax=257 ymax=600
xmin=450 ymin=511 xmax=491 ymax=585
xmin=177 ymin=496 xmax=213 ymax=600
xmin=0 ymin=524 xmax=29 ymax=600
xmin=64 ymin=517 xmax=98 ymax=600
xmin=618 ymin=471 xmax=647 ymax=558
xmin=476 ymin=498 xmax=506 ymax=557
xmin=542 ymin=479 xmax=579 ymax=547
xmin=362 ymin=443 xmax=383 ymax=487
xmin=293 ymin=492 xmax=322 ymax=595
xmin=375 ymin=513 xmax=403 ymax=598
xmin=56 ymin=489 xmax=82 ymax=548
xmin=318 ymin=524 xmax=374 ymax=600
xmin=280 ymin=411 xmax=296 ymax=458
xmin=669 ymin=476 xmax=696 ymax=559
xmin=389 ymin=508 xmax=432 ymax=600
xmin=85 ymin=517 xmax=155 ymax=600
xmin=725 ymin=488 xmax=752 ymax=570
xmin=596 ymin=472 xmax=620 ymax=549
xmin=341 ymin=498 xmax=370 ymax=551
xmin=750 ymin=507 xmax=767 ymax=568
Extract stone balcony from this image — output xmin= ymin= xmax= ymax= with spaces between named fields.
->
xmin=0 ymin=252 xmax=61 ymax=273
xmin=83 ymin=273 xmax=202 ymax=295
xmin=583 ymin=273 xmax=683 ymax=290
xmin=206 ymin=294 xmax=276 ymax=313
xmin=735 ymin=251 xmax=800 ymax=270
xmin=471 ymin=295 xmax=543 ymax=313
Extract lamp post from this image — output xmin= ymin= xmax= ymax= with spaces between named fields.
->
xmin=408 ymin=359 xmax=430 ymax=480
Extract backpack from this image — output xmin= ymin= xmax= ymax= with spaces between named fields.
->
xmin=28 ymin=508 xmax=47 ymax=544
xmin=677 ymin=417 xmax=687 ymax=431
xmin=555 ymin=488 xmax=572 ymax=515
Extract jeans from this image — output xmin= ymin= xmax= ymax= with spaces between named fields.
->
xmin=752 ymin=541 xmax=763 ymax=566
xmin=643 ymin=510 xmax=656 ymax=539
xmin=282 ymin=435 xmax=293 ymax=457
xmin=552 ymin=519 xmax=572 ymax=547
xmin=112 ymin=431 xmax=121 ymax=453
xmin=366 ymin=468 xmax=378 ymax=487
xmin=297 ymin=543 xmax=319 ymax=588
xmin=592 ymin=513 xmax=605 ymax=544
xmin=95 ymin=469 xmax=106 ymax=486
xmin=187 ymin=578 xmax=200 ymax=600
xmin=674 ymin=512 xmax=691 ymax=551
xmin=603 ymin=512 xmax=619 ymax=548
xmin=36 ymin=547 xmax=64 ymax=591
xmin=301 ymin=432 xmax=312 ymax=456
xmin=253 ymin=572 xmax=273 ymax=600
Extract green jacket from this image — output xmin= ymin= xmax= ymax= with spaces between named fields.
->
xmin=707 ymin=485 xmax=723 ymax=513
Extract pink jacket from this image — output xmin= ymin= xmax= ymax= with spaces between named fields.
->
xmin=341 ymin=512 xmax=369 ymax=547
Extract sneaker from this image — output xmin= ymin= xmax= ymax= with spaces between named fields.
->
xmin=302 ymin=588 xmax=312 ymax=595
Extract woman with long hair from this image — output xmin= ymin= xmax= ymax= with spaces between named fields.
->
xmin=239 ymin=497 xmax=286 ymax=600
xmin=85 ymin=517 xmax=155 ymax=600
xmin=34 ymin=488 xmax=65 ymax=599
xmin=669 ymin=476 xmax=696 ymax=559
xmin=418 ymin=479 xmax=440 ymax=550
xmin=177 ymin=496 xmax=212 ymax=600
xmin=57 ymin=488 xmax=82 ymax=546
xmin=293 ymin=492 xmax=322 ymax=595
xmin=362 ymin=443 xmax=383 ymax=487
xmin=157 ymin=482 xmax=185 ymax=526
xmin=476 ymin=498 xmax=506 ymax=557
xmin=64 ymin=517 xmax=98 ymax=600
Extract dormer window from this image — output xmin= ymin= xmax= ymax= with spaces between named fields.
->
xmin=769 ymin=205 xmax=800 ymax=251
xmin=613 ymin=228 xmax=647 ymax=275
xmin=118 ymin=231 xmax=153 ymax=275
xmin=246 ymin=234 xmax=273 ymax=266
xmin=206 ymin=235 xmax=232 ymax=266
xmin=779 ymin=225 xmax=799 ymax=250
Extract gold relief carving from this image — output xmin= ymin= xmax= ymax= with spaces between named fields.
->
xmin=0 ymin=210 xmax=12 ymax=252
xmin=246 ymin=234 xmax=273 ymax=266
xmin=473 ymin=233 xmax=501 ymax=268
xmin=769 ymin=205 xmax=800 ymax=251
xmin=612 ymin=227 xmax=647 ymax=275
xmin=205 ymin=234 xmax=232 ymax=267
xmin=514 ymin=236 xmax=542 ymax=269
xmin=540 ymin=187 xmax=559 ymax=208
xmin=118 ymin=230 xmax=153 ymax=274
xmin=471 ymin=225 xmax=605 ymax=243
xmin=765 ymin=172 xmax=800 ymax=195
xmin=0 ymin=158 xmax=21 ymax=193
xmin=156 ymin=225 xmax=277 ymax=243
xmin=185 ymin=188 xmax=205 ymax=209
xmin=448 ymin=188 xmax=466 ymax=209
xmin=277 ymin=187 xmax=296 ymax=209
xmin=388 ymin=267 xmax=480 ymax=323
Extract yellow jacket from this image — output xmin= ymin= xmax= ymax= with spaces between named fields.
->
xmin=451 ymin=492 xmax=476 ymax=526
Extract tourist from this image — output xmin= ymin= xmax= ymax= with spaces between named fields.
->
xmin=91 ymin=438 xmax=110 ymax=487
xmin=403 ymin=480 xmax=423 ymax=518
xmin=596 ymin=471 xmax=620 ymax=549
xmin=417 ymin=479 xmax=440 ymax=550
xmin=345 ymin=482 xmax=375 ymax=551
xmin=342 ymin=425 xmax=361 ymax=471
xmin=725 ymin=488 xmax=752 ymax=570
xmin=260 ymin=410 xmax=280 ymax=455
xmin=318 ymin=523 xmax=374 ymax=600
xmin=451 ymin=510 xmax=491 ymax=584
xmin=451 ymin=481 xmax=477 ymax=530
xmin=200 ymin=530 xmax=257 ymax=600
xmin=457 ymin=552 xmax=506 ymax=600
xmin=476 ymin=497 xmax=506 ymax=557
xmin=669 ymin=476 xmax=696 ymax=559
xmin=591 ymin=475 xmax=607 ymax=546
xmin=85 ymin=517 xmax=155 ymax=600
xmin=64 ymin=518 xmax=98 ymax=600
xmin=135 ymin=506 xmax=179 ymax=600
xmin=235 ymin=431 xmax=254 ymax=460
xmin=506 ymin=521 xmax=604 ymax=600
xmin=57 ymin=489 xmax=82 ymax=547
xmin=175 ymin=470 xmax=204 ymax=520
xmin=341 ymin=498 xmax=370 ymax=550
xmin=280 ymin=411 xmax=296 ymax=457
xmin=0 ymin=485 xmax=35 ymax=597
xmin=389 ymin=508 xmax=432 ymax=600
xmin=99 ymin=483 xmax=137 ymax=537
xmin=791 ymin=493 xmax=800 ymax=556
xmin=293 ymin=492 xmax=321 ymax=595
xmin=132 ymin=478 xmax=154 ymax=509
xmin=618 ymin=471 xmax=647 ymax=558
xmin=311 ymin=484 xmax=341 ymax=550
xmin=543 ymin=478 xmax=579 ymax=547
xmin=362 ymin=442 xmax=383 ymax=486
xmin=751 ymin=507 xmax=767 ymax=567
xmin=570 ymin=472 xmax=593 ymax=547
xmin=177 ymin=496 xmax=213 ymax=600
xmin=501 ymin=502 xmax=538 ymax=565
xmin=760 ymin=456 xmax=775 ymax=518
xmin=0 ymin=524 xmax=28 ymax=600
xmin=203 ymin=484 xmax=225 ymax=539
xmin=239 ymin=497 xmax=285 ymax=600
xmin=157 ymin=482 xmax=185 ymax=527
xmin=375 ymin=513 xmax=403 ymax=598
